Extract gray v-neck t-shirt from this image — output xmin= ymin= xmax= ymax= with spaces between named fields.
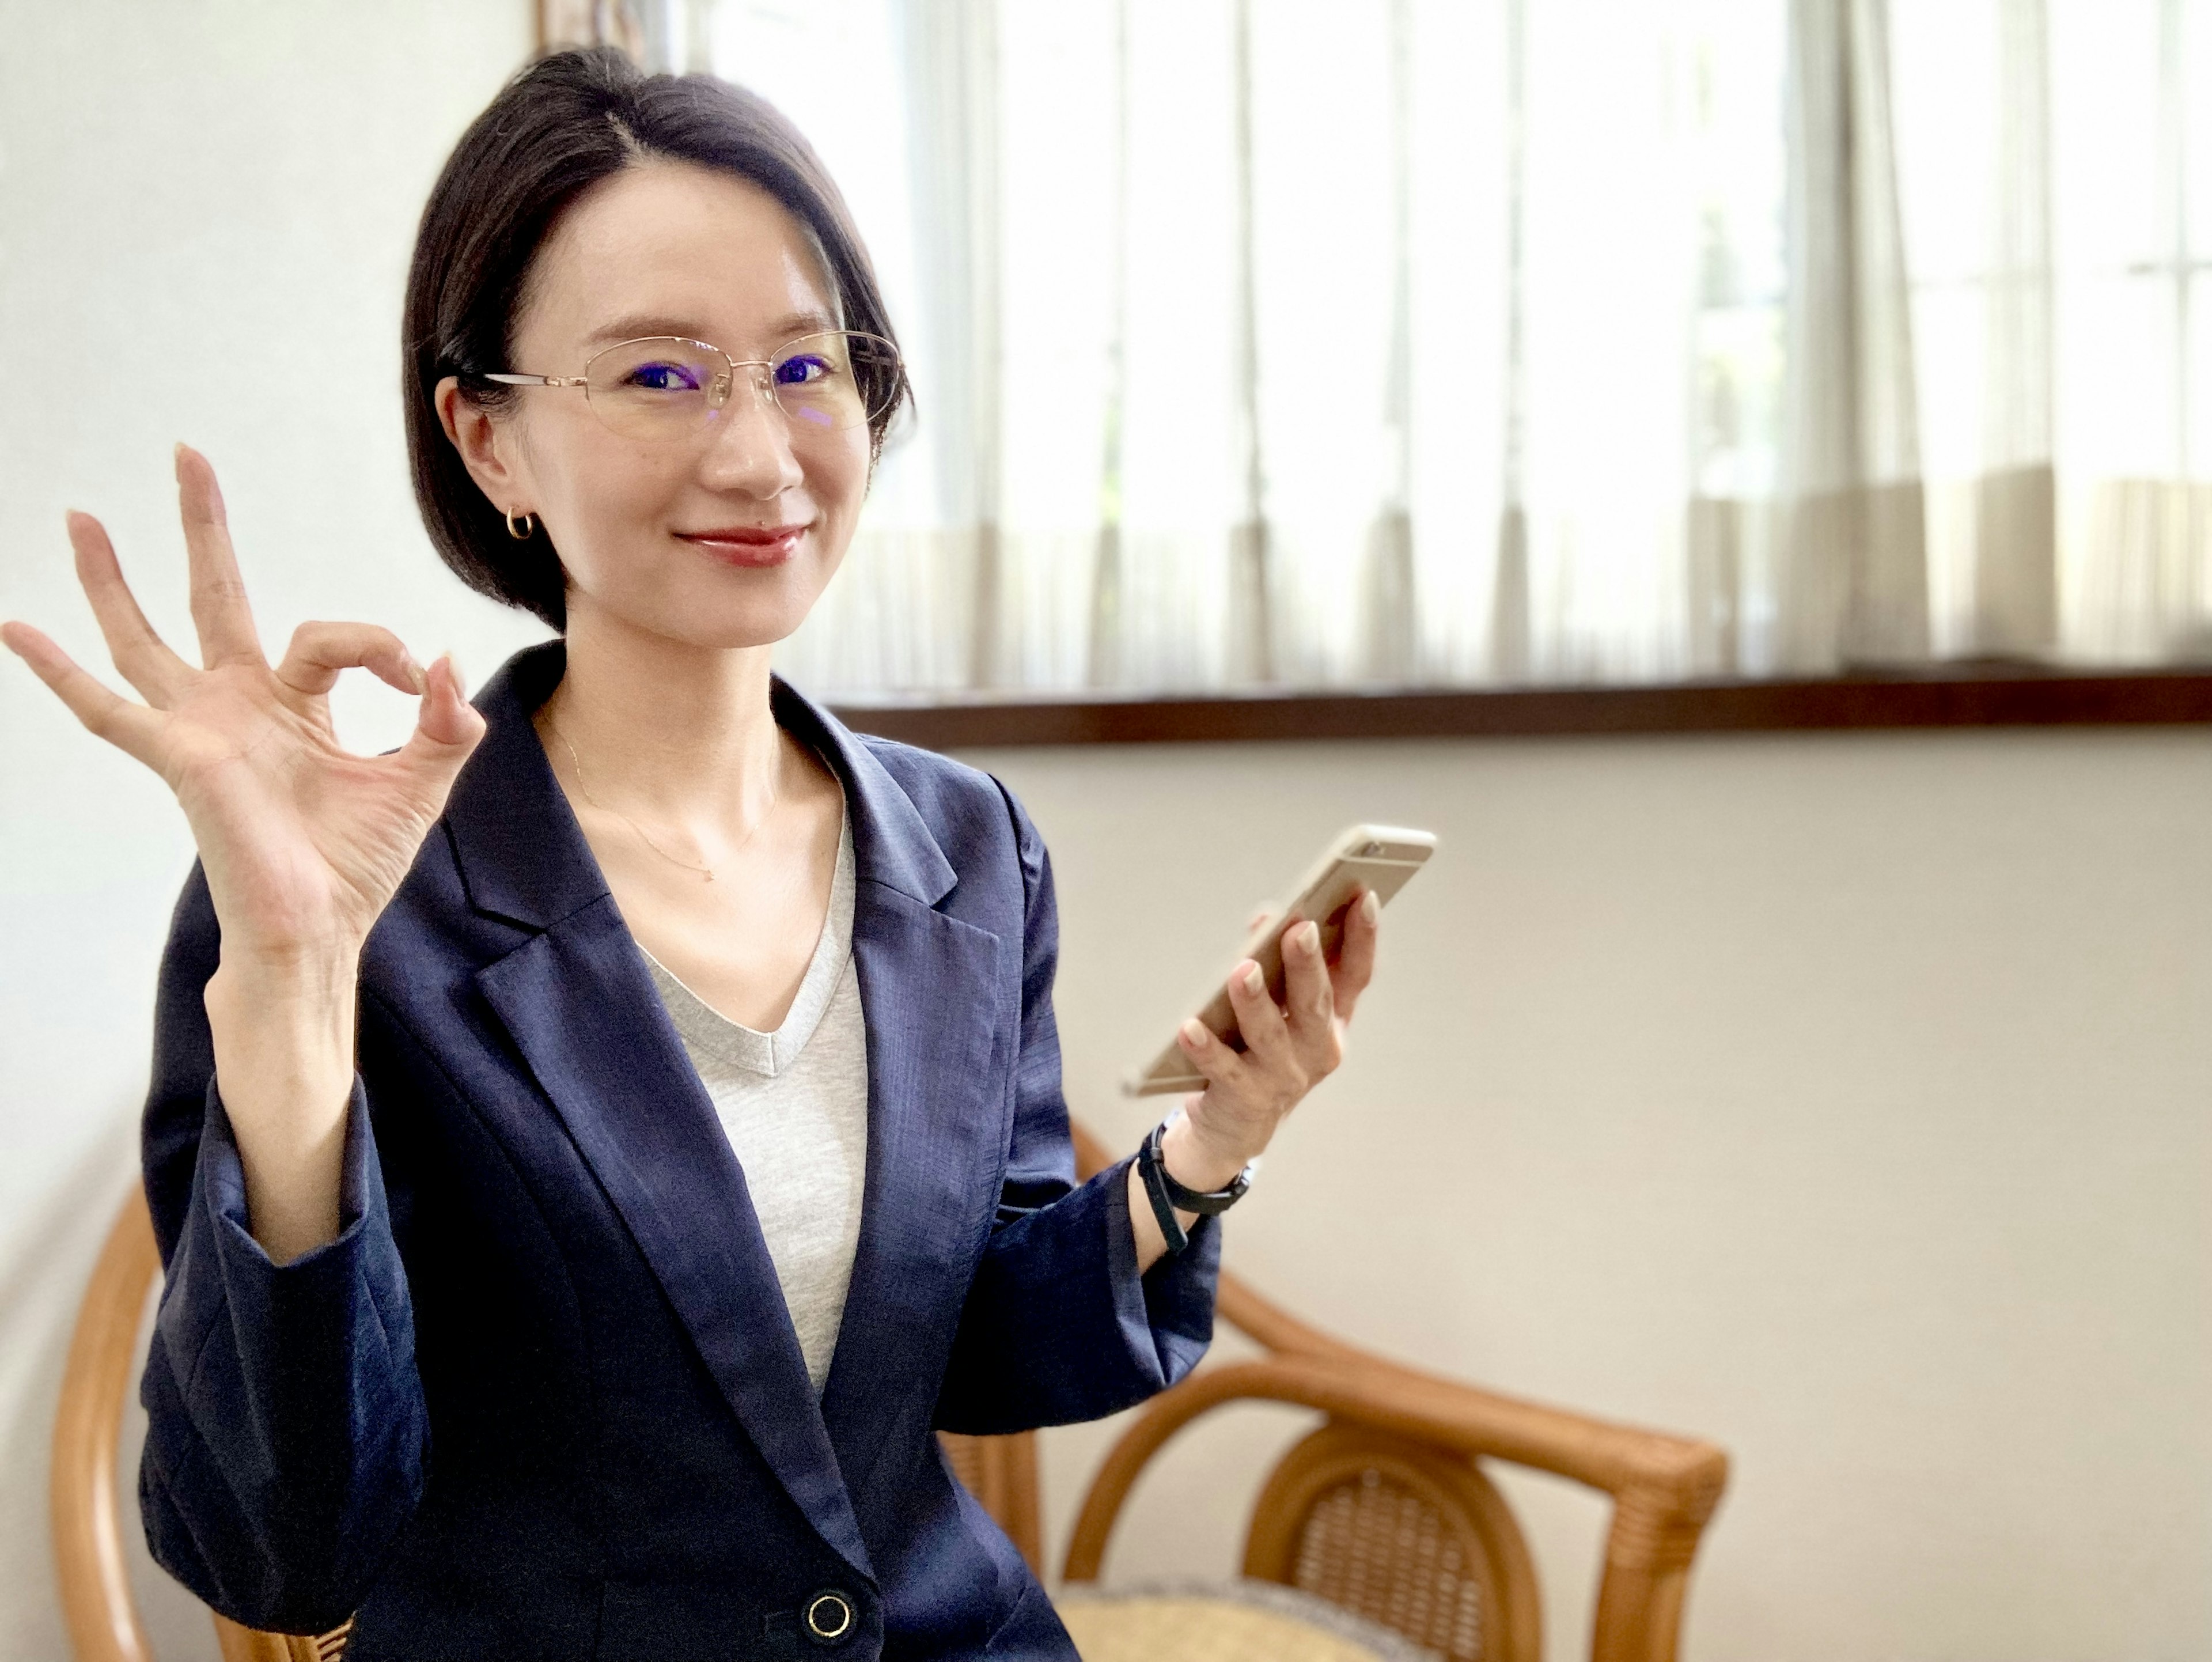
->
xmin=641 ymin=808 xmax=869 ymax=1394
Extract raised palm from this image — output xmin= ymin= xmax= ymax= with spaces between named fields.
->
xmin=1 ymin=446 xmax=486 ymax=966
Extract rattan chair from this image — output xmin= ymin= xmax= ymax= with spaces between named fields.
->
xmin=51 ymin=1186 xmax=351 ymax=1662
xmin=945 ymin=1124 xmax=1732 ymax=1662
xmin=56 ymin=1127 xmax=1726 ymax=1662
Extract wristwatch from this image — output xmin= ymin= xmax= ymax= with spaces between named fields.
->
xmin=1135 ymin=1119 xmax=1253 ymax=1257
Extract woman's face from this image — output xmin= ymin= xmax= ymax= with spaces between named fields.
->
xmin=452 ymin=160 xmax=873 ymax=649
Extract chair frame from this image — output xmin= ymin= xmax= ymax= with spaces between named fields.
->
xmin=52 ymin=1188 xmax=342 ymax=1662
xmin=1051 ymin=1125 xmax=1729 ymax=1662
xmin=1241 ymin=1418 xmax=1540 ymax=1662
xmin=52 ymin=1187 xmax=158 ymax=1662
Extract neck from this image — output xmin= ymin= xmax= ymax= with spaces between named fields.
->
xmin=540 ymin=602 xmax=786 ymax=827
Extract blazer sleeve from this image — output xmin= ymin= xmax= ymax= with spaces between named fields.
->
xmin=136 ymin=862 xmax=427 ymax=1636
xmin=933 ymin=786 xmax=1220 ymax=1436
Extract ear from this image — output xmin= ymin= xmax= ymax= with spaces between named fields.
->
xmin=434 ymin=377 xmax=532 ymax=516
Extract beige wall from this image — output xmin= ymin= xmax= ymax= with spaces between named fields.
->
xmin=2 ymin=3 xmax=2207 ymax=1658
xmin=971 ymin=730 xmax=2212 ymax=1659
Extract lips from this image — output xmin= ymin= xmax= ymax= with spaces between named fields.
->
xmin=675 ymin=524 xmax=809 ymax=568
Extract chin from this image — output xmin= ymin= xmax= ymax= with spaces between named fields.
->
xmin=657 ymin=576 xmax=831 ymax=651
xmin=571 ymin=539 xmax=847 ymax=650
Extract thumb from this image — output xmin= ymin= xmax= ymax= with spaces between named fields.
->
xmin=395 ymin=653 xmax=486 ymax=792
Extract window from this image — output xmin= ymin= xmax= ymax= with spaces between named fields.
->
xmin=581 ymin=0 xmax=2212 ymax=702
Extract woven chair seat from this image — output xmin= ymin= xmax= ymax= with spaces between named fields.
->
xmin=1055 ymin=1579 xmax=1438 ymax=1662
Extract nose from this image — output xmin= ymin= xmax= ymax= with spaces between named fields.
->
xmin=699 ymin=365 xmax=804 ymax=499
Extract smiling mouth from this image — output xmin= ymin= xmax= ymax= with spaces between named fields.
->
xmin=675 ymin=524 xmax=809 ymax=567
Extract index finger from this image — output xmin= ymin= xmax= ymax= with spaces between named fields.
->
xmin=176 ymin=444 xmax=264 ymax=669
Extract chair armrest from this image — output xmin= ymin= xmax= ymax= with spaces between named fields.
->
xmin=1063 ymin=1120 xmax=1727 ymax=1661
xmin=1064 ymin=1350 xmax=1726 ymax=1582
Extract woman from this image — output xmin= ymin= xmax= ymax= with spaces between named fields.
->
xmin=1 ymin=49 xmax=1380 ymax=1661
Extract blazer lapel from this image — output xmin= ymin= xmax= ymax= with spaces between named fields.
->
xmin=819 ymin=887 xmax=1010 ymax=1503
xmin=768 ymin=688 xmax=1020 ymax=1516
xmin=447 ymin=642 xmax=874 ymax=1583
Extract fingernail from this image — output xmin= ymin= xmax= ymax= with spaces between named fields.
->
xmin=1241 ymin=963 xmax=1265 ymax=996
xmin=442 ymin=651 xmax=466 ymax=695
xmin=1179 ymin=1017 xmax=1209 ymax=1048
xmin=1361 ymin=889 xmax=1381 ymax=924
xmin=1301 ymin=920 xmax=1322 ymax=952
xmin=406 ymin=657 xmax=429 ymax=694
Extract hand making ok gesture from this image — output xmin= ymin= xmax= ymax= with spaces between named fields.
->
xmin=2 ymin=446 xmax=484 ymax=972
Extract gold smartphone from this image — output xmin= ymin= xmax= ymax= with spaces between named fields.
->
xmin=1124 ymin=823 xmax=1437 ymax=1097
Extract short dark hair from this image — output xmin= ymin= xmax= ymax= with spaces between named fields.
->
xmin=402 ymin=47 xmax=909 ymax=631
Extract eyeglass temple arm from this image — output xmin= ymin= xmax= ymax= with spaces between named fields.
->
xmin=481 ymin=373 xmax=587 ymax=387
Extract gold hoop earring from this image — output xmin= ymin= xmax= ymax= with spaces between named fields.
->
xmin=505 ymin=508 xmax=537 ymax=540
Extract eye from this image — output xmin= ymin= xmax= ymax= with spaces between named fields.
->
xmin=624 ymin=359 xmax=705 ymax=393
xmin=774 ymin=353 xmax=835 ymax=388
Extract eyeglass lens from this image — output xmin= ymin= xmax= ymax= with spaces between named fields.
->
xmin=580 ymin=332 xmax=898 ymax=441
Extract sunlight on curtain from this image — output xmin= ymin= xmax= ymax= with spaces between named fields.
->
xmin=721 ymin=0 xmax=1790 ymax=695
xmin=1685 ymin=1 xmax=1791 ymax=673
xmin=665 ymin=0 xmax=2212 ymax=696
xmin=1894 ymin=0 xmax=2212 ymax=665
xmin=691 ymin=0 xmax=986 ymax=692
xmin=2046 ymin=0 xmax=2212 ymax=662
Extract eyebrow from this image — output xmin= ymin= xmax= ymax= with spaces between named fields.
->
xmin=582 ymin=309 xmax=845 ymax=350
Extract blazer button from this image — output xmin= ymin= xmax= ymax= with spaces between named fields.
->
xmin=803 ymin=1589 xmax=855 ymax=1646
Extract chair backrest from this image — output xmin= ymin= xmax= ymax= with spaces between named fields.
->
xmin=52 ymin=1187 xmax=158 ymax=1662
xmin=1241 ymin=1421 xmax=1540 ymax=1662
xmin=52 ymin=1188 xmax=349 ymax=1662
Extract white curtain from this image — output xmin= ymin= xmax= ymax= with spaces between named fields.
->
xmin=1774 ymin=0 xmax=1926 ymax=672
xmin=599 ymin=0 xmax=2212 ymax=694
xmin=1897 ymin=0 xmax=2212 ymax=666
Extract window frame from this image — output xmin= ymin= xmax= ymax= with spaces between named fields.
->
xmin=830 ymin=669 xmax=2212 ymax=748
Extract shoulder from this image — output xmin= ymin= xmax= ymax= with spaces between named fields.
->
xmin=851 ymin=732 xmax=1041 ymax=857
xmin=839 ymin=730 xmax=1055 ymax=932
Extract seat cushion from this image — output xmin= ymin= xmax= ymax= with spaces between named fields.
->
xmin=1054 ymin=1578 xmax=1435 ymax=1661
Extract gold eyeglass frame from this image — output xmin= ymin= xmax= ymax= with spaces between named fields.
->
xmin=483 ymin=330 xmax=902 ymax=439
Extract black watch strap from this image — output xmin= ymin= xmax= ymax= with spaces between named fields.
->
xmin=1137 ymin=1120 xmax=1253 ymax=1256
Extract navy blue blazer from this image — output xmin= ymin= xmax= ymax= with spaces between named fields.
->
xmin=137 ymin=638 xmax=1220 ymax=1660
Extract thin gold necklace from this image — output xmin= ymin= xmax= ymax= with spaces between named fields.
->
xmin=548 ymin=713 xmax=780 ymax=884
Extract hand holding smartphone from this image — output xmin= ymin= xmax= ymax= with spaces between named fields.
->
xmin=1126 ymin=823 xmax=1437 ymax=1096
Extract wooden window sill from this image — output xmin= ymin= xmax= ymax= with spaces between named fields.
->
xmin=831 ymin=667 xmax=2212 ymax=749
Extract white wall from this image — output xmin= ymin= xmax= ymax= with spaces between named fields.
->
xmin=0 ymin=5 xmax=543 ymax=1656
xmin=2 ymin=5 xmax=2207 ymax=1660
